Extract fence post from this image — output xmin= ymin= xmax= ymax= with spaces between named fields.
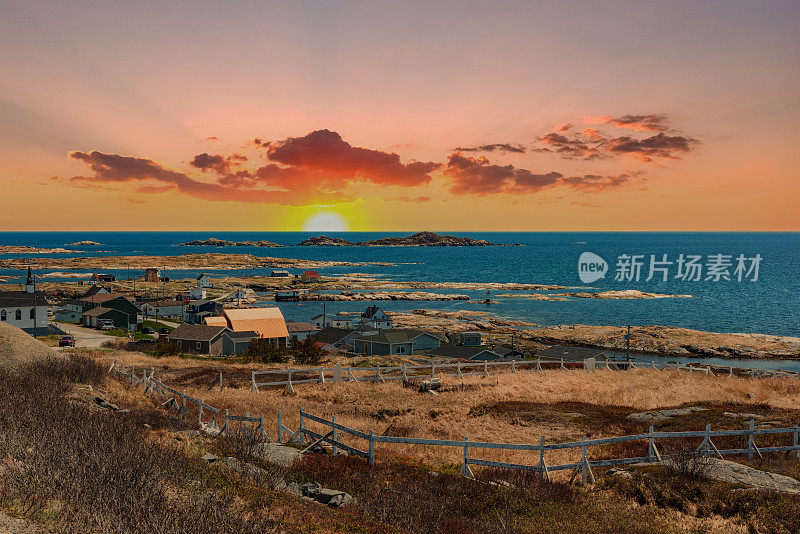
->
xmin=460 ymin=436 xmax=474 ymax=477
xmin=368 ymin=430 xmax=375 ymax=467
xmin=648 ymin=425 xmax=655 ymax=462
xmin=402 ymin=364 xmax=407 ymax=381
xmin=251 ymin=370 xmax=257 ymax=393
xmin=198 ymin=398 xmax=204 ymax=426
xmin=332 ymin=415 xmax=338 ymax=455
xmin=560 ymin=358 xmax=565 ymax=370
xmin=483 ymin=361 xmax=488 ymax=377
xmin=299 ymin=405 xmax=305 ymax=443
xmin=536 ymin=359 xmax=541 ymax=371
xmin=320 ymin=367 xmax=325 ymax=384
xmin=457 ymin=362 xmax=463 ymax=379
xmin=130 ymin=364 xmax=135 ymax=384
xmin=748 ymin=419 xmax=755 ymax=459
xmin=223 ymin=409 xmax=229 ymax=436
xmin=794 ymin=428 xmax=799 ymax=460
xmin=219 ymin=371 xmax=223 ymax=392
xmin=729 ymin=366 xmax=733 ymax=378
xmin=277 ymin=409 xmax=283 ymax=444
xmin=284 ymin=369 xmax=295 ymax=395
xmin=537 ymin=434 xmax=550 ymax=481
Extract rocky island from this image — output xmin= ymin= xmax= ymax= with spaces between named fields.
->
xmin=297 ymin=236 xmax=356 ymax=246
xmin=178 ymin=238 xmax=283 ymax=247
xmin=298 ymin=231 xmax=512 ymax=246
xmin=65 ymin=241 xmax=103 ymax=246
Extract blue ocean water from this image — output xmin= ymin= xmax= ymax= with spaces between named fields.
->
xmin=1 ymin=232 xmax=798 ymax=337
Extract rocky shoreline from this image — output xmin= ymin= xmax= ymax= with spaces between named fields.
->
xmin=387 ymin=310 xmax=800 ymax=360
xmin=0 ymin=253 xmax=394 ymax=270
xmin=0 ymin=245 xmax=79 ymax=254
xmin=293 ymin=291 xmax=471 ymax=301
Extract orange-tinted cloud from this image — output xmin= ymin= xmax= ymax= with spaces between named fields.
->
xmin=267 ymin=129 xmax=439 ymax=186
xmin=451 ymin=143 xmax=526 ymax=153
xmin=69 ymin=151 xmax=345 ymax=206
xmin=584 ymin=114 xmax=670 ymax=131
xmin=445 ymin=153 xmax=561 ymax=195
xmin=604 ymin=133 xmax=697 ymax=162
xmin=561 ymin=171 xmax=645 ymax=191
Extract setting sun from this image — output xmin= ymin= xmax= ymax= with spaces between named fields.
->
xmin=301 ymin=211 xmax=349 ymax=232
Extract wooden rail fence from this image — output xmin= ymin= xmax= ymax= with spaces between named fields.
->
xmin=110 ymin=359 xmax=800 ymax=486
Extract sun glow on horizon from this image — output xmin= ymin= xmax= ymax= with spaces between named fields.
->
xmin=301 ymin=210 xmax=350 ymax=232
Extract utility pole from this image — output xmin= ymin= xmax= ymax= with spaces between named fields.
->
xmin=625 ymin=324 xmax=631 ymax=368
xmin=323 ymin=302 xmax=326 ymax=328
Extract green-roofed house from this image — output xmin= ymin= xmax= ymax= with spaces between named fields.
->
xmin=352 ymin=329 xmax=442 ymax=356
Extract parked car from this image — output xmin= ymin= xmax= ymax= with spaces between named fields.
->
xmin=59 ymin=335 xmax=75 ymax=347
xmin=158 ymin=327 xmax=171 ymax=334
xmin=142 ymin=326 xmax=155 ymax=334
xmin=99 ymin=319 xmax=115 ymax=330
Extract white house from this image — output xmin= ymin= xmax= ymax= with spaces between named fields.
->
xmin=197 ymin=273 xmax=212 ymax=288
xmin=310 ymin=313 xmax=353 ymax=328
xmin=190 ymin=287 xmax=207 ymax=300
xmin=0 ymin=269 xmax=49 ymax=335
xmin=359 ymin=306 xmax=393 ymax=330
xmin=141 ymin=300 xmax=185 ymax=320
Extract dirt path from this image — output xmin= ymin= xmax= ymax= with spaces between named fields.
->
xmin=54 ymin=322 xmax=115 ymax=349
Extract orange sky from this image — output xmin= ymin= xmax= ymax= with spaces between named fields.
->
xmin=1 ymin=1 xmax=798 ymax=231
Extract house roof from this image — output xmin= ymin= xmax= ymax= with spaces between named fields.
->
xmin=313 ymin=326 xmax=355 ymax=344
xmin=492 ymin=347 xmax=525 ymax=358
xmin=82 ymin=285 xmax=109 ymax=297
xmin=203 ymin=316 xmax=228 ymax=327
xmin=0 ymin=291 xmax=48 ymax=308
xmin=145 ymin=299 xmax=184 ymax=307
xmin=82 ymin=306 xmax=115 ymax=318
xmin=169 ymin=324 xmax=228 ymax=341
xmin=287 ymin=321 xmax=320 ymax=333
xmin=302 ymin=270 xmax=319 ymax=277
xmin=81 ymin=292 xmax=130 ymax=304
xmin=197 ymin=273 xmax=209 ymax=279
xmin=362 ymin=305 xmax=382 ymax=318
xmin=354 ymin=329 xmax=420 ymax=345
xmin=223 ymin=330 xmax=258 ymax=341
xmin=221 ymin=307 xmax=289 ymax=339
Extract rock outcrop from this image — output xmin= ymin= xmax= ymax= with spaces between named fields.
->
xmin=65 ymin=240 xmax=103 ymax=246
xmin=297 ymin=236 xmax=356 ymax=246
xmin=299 ymin=291 xmax=470 ymax=301
xmin=178 ymin=238 xmax=283 ymax=247
xmin=297 ymin=232 xmax=511 ymax=246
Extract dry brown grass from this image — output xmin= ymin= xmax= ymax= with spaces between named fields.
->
xmin=93 ymin=348 xmax=800 ymax=478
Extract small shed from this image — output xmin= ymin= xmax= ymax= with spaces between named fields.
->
xmin=459 ymin=332 xmax=482 ymax=347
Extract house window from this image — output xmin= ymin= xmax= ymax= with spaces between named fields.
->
xmin=196 ymin=341 xmax=202 ymax=350
xmin=0 ymin=310 xmax=5 ymax=321
xmin=15 ymin=309 xmax=21 ymax=321
xmin=30 ymin=308 xmax=35 ymax=319
xmin=176 ymin=340 xmax=181 ymax=347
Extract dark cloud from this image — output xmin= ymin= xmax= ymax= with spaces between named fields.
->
xmin=561 ymin=171 xmax=645 ymax=191
xmin=190 ymin=152 xmax=247 ymax=176
xmin=69 ymin=151 xmax=345 ymax=206
xmin=444 ymin=153 xmax=560 ymax=195
xmin=452 ymin=143 xmax=526 ymax=153
xmin=267 ymin=129 xmax=439 ymax=186
xmin=538 ymin=133 xmax=602 ymax=160
xmin=605 ymin=133 xmax=697 ymax=162
xmin=607 ymin=114 xmax=670 ymax=131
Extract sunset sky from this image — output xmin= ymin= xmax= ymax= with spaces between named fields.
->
xmin=1 ymin=1 xmax=798 ymax=231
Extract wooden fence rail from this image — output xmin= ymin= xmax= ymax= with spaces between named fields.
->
xmin=110 ymin=359 xmax=800 ymax=486
xmin=246 ymin=357 xmax=800 ymax=393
